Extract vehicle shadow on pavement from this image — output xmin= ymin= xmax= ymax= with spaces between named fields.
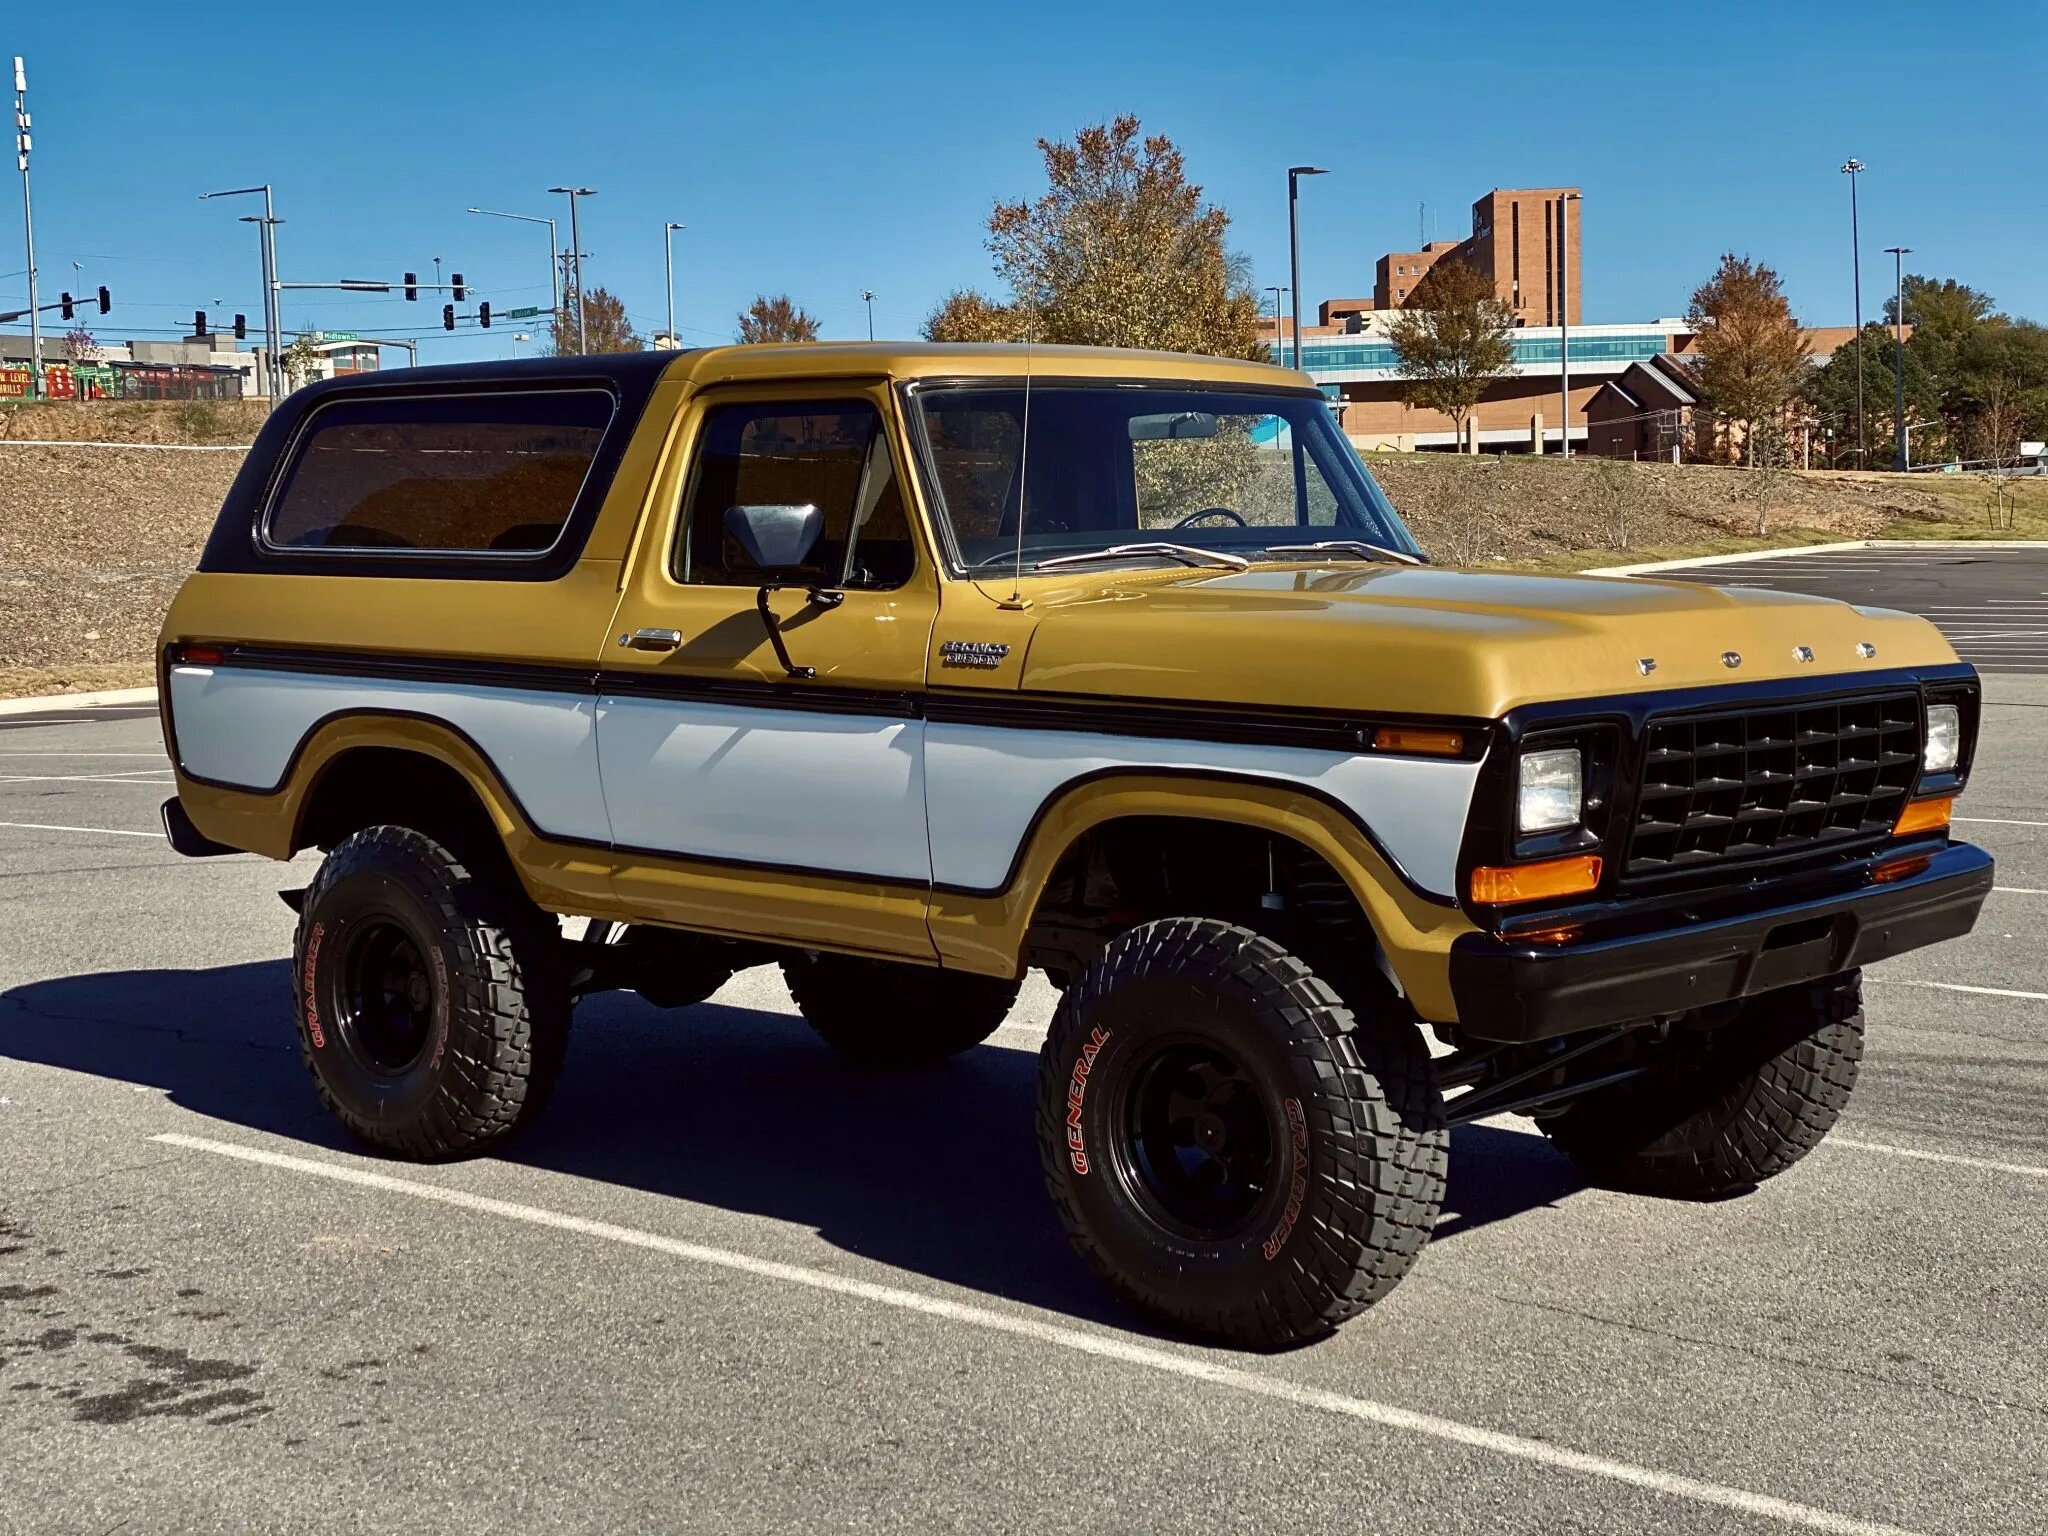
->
xmin=1 ymin=961 xmax=1590 ymax=1333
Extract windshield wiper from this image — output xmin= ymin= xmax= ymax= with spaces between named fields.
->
xmin=1260 ymin=539 xmax=1428 ymax=567
xmin=1034 ymin=542 xmax=1251 ymax=572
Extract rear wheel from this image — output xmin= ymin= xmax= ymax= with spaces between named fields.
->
xmin=1537 ymin=974 xmax=1864 ymax=1198
xmin=294 ymin=824 xmax=568 ymax=1160
xmin=1038 ymin=918 xmax=1446 ymax=1349
xmin=780 ymin=952 xmax=1020 ymax=1066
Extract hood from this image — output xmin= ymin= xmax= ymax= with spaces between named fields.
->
xmin=1012 ymin=564 xmax=1958 ymax=718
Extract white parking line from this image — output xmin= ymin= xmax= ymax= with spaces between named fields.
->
xmin=150 ymin=1131 xmax=1929 ymax=1536
xmin=1992 ymin=886 xmax=2048 ymax=895
xmin=1866 ymin=978 xmax=2048 ymax=1002
xmin=1826 ymin=1138 xmax=2048 ymax=1180
xmin=0 ymin=773 xmax=174 ymax=785
xmin=0 ymin=751 xmax=167 ymax=758
xmin=0 ymin=820 xmax=158 ymax=838
xmin=1954 ymin=816 xmax=2048 ymax=828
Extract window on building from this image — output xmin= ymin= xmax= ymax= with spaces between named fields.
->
xmin=675 ymin=399 xmax=914 ymax=589
xmin=264 ymin=388 xmax=614 ymax=554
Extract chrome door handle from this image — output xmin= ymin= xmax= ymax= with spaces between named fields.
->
xmin=620 ymin=628 xmax=683 ymax=652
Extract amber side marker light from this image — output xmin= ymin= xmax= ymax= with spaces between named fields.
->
xmin=1893 ymin=796 xmax=1955 ymax=838
xmin=1871 ymin=855 xmax=1932 ymax=884
xmin=1511 ymin=920 xmax=1585 ymax=945
xmin=1374 ymin=727 xmax=1464 ymax=757
xmin=1470 ymin=854 xmax=1603 ymax=905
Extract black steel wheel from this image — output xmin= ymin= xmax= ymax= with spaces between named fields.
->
xmin=1038 ymin=918 xmax=1447 ymax=1349
xmin=294 ymin=824 xmax=568 ymax=1160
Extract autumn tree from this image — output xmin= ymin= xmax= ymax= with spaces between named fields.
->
xmin=64 ymin=324 xmax=103 ymax=365
xmin=737 ymin=294 xmax=820 ymax=344
xmin=1383 ymin=258 xmax=1517 ymax=445
xmin=923 ymin=288 xmax=1020 ymax=343
xmin=1685 ymin=255 xmax=1810 ymax=464
xmin=550 ymin=286 xmax=643 ymax=355
xmin=923 ymin=115 xmax=1264 ymax=359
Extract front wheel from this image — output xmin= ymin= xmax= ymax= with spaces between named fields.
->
xmin=1038 ymin=918 xmax=1447 ymax=1349
xmin=1537 ymin=974 xmax=1864 ymax=1197
xmin=294 ymin=825 xmax=569 ymax=1160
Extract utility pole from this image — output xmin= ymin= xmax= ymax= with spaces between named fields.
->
xmin=1841 ymin=159 xmax=1866 ymax=465
xmin=1885 ymin=245 xmax=1911 ymax=471
xmin=547 ymin=186 xmax=595 ymax=353
xmin=14 ymin=57 xmax=43 ymax=399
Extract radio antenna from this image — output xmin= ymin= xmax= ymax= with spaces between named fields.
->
xmin=1002 ymin=308 xmax=1037 ymax=608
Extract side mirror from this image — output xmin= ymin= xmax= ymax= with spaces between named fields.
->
xmin=724 ymin=503 xmax=824 ymax=574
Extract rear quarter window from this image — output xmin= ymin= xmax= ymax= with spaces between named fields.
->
xmin=263 ymin=389 xmax=615 ymax=555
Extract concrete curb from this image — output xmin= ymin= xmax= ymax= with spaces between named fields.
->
xmin=0 ymin=685 xmax=159 ymax=716
xmin=1583 ymin=539 xmax=2048 ymax=577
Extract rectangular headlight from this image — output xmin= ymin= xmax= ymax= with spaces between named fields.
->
xmin=1518 ymin=747 xmax=1583 ymax=834
xmin=1925 ymin=704 xmax=1961 ymax=775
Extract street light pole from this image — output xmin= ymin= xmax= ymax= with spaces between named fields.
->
xmin=466 ymin=208 xmax=559 ymax=321
xmin=665 ymin=222 xmax=685 ymax=346
xmin=1264 ymin=285 xmax=1288 ymax=358
xmin=861 ymin=288 xmax=876 ymax=342
xmin=1559 ymin=191 xmax=1580 ymax=458
xmin=1885 ymin=245 xmax=1912 ymax=471
xmin=1841 ymin=159 xmax=1866 ymax=465
xmin=14 ymin=57 xmax=44 ymax=400
xmin=547 ymin=186 xmax=596 ymax=353
xmin=202 ymin=183 xmax=284 ymax=401
xmin=1286 ymin=166 xmax=1328 ymax=371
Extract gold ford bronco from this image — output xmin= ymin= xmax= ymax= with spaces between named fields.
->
xmin=159 ymin=344 xmax=1992 ymax=1347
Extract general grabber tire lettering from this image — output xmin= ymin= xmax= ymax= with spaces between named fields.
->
xmin=1037 ymin=918 xmax=1447 ymax=1349
xmin=293 ymin=825 xmax=569 ymax=1161
xmin=1537 ymin=973 xmax=1865 ymax=1198
xmin=780 ymin=952 xmax=1020 ymax=1067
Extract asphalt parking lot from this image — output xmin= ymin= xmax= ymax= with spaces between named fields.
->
xmin=1640 ymin=542 xmax=2048 ymax=672
xmin=4 ymin=600 xmax=2047 ymax=1533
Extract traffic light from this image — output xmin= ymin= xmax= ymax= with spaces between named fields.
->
xmin=404 ymin=272 xmax=418 ymax=302
xmin=478 ymin=302 xmax=491 ymax=329
xmin=59 ymin=292 xmax=73 ymax=320
xmin=194 ymin=310 xmax=209 ymax=339
xmin=451 ymin=273 xmax=465 ymax=301
xmin=97 ymin=286 xmax=110 ymax=314
xmin=442 ymin=304 xmax=456 ymax=332
xmin=234 ymin=314 xmax=247 ymax=341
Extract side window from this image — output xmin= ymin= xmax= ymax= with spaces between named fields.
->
xmin=265 ymin=389 xmax=614 ymax=554
xmin=675 ymin=400 xmax=915 ymax=590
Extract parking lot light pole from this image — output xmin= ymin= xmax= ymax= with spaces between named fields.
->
xmin=467 ymin=207 xmax=559 ymax=321
xmin=547 ymin=186 xmax=596 ymax=353
xmin=665 ymin=222 xmax=685 ymax=346
xmin=1841 ymin=159 xmax=1866 ymax=465
xmin=1265 ymin=285 xmax=1288 ymax=360
xmin=861 ymin=288 xmax=876 ymax=342
xmin=1287 ymin=167 xmax=1328 ymax=370
xmin=1885 ymin=246 xmax=1912 ymax=471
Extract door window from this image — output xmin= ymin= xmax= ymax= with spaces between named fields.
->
xmin=674 ymin=400 xmax=915 ymax=589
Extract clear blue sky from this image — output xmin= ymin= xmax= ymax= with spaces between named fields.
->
xmin=5 ymin=0 xmax=2040 ymax=364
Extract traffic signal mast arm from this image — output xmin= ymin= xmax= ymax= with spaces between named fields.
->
xmin=1 ymin=285 xmax=109 ymax=325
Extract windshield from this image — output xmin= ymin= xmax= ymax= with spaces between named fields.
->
xmin=909 ymin=384 xmax=1421 ymax=573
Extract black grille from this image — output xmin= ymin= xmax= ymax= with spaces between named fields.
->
xmin=1626 ymin=692 xmax=1921 ymax=880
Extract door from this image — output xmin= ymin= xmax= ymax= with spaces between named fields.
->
xmin=596 ymin=383 xmax=940 ymax=957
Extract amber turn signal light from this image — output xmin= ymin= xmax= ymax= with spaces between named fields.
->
xmin=1470 ymin=854 xmax=1602 ymax=905
xmin=1893 ymin=796 xmax=1954 ymax=837
xmin=1374 ymin=727 xmax=1464 ymax=758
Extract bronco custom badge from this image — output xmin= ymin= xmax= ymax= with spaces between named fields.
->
xmin=939 ymin=640 xmax=1011 ymax=669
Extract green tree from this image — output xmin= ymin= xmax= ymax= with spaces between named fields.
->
xmin=1685 ymin=254 xmax=1810 ymax=464
xmin=1382 ymin=258 xmax=1517 ymax=445
xmin=924 ymin=115 xmax=1264 ymax=359
xmin=282 ymin=332 xmax=322 ymax=391
xmin=1951 ymin=322 xmax=2048 ymax=467
xmin=550 ymin=286 xmax=643 ymax=355
xmin=737 ymin=294 xmax=821 ymax=343
xmin=1804 ymin=324 xmax=1946 ymax=465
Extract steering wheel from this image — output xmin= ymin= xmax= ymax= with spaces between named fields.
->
xmin=1173 ymin=507 xmax=1247 ymax=529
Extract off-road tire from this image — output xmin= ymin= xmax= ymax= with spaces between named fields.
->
xmin=293 ymin=824 xmax=569 ymax=1160
xmin=1537 ymin=974 xmax=1864 ymax=1198
xmin=780 ymin=952 xmax=1020 ymax=1066
xmin=1037 ymin=918 xmax=1447 ymax=1349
